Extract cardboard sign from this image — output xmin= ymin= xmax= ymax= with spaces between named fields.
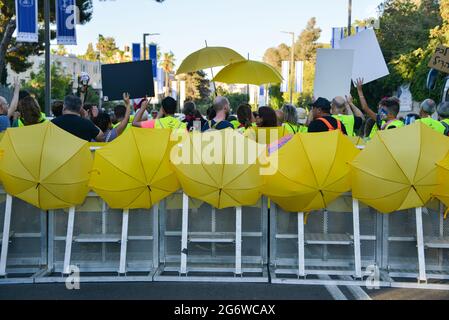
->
xmin=428 ymin=45 xmax=449 ymax=74
xmin=337 ymin=29 xmax=389 ymax=84
xmin=101 ymin=60 xmax=155 ymax=101
xmin=314 ymin=49 xmax=354 ymax=101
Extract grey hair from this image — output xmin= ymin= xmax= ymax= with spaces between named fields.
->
xmin=282 ymin=104 xmax=298 ymax=125
xmin=0 ymin=96 xmax=7 ymax=109
xmin=332 ymin=96 xmax=346 ymax=110
xmin=63 ymin=95 xmax=82 ymax=113
xmin=421 ymin=99 xmax=436 ymax=115
xmin=213 ymin=96 xmax=230 ymax=112
xmin=438 ymin=102 xmax=449 ymax=119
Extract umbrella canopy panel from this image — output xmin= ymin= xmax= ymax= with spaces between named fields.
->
xmin=213 ymin=60 xmax=283 ymax=86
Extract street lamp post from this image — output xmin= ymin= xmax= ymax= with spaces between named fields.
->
xmin=44 ymin=0 xmax=51 ymax=116
xmin=281 ymin=31 xmax=295 ymax=105
xmin=348 ymin=0 xmax=353 ymax=36
xmin=143 ymin=33 xmax=160 ymax=60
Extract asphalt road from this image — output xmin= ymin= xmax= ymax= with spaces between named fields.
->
xmin=1 ymin=282 xmax=449 ymax=300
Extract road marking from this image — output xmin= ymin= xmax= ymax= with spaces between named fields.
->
xmin=340 ymin=276 xmax=372 ymax=300
xmin=318 ymin=275 xmax=347 ymax=300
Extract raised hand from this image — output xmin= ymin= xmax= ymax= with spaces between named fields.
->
xmin=356 ymin=78 xmax=364 ymax=91
xmin=123 ymin=92 xmax=131 ymax=106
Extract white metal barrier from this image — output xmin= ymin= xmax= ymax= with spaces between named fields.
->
xmin=35 ymin=193 xmax=158 ymax=283
xmin=154 ymin=193 xmax=269 ymax=283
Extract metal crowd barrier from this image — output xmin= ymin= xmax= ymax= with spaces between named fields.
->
xmin=2 ymin=186 xmax=449 ymax=289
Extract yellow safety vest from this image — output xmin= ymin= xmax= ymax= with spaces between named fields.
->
xmin=282 ymin=123 xmax=307 ymax=135
xmin=417 ymin=117 xmax=445 ymax=135
xmin=155 ymin=116 xmax=187 ymax=130
xmin=333 ymin=115 xmax=356 ymax=136
xmin=18 ymin=113 xmax=48 ymax=127
xmin=382 ymin=119 xmax=404 ymax=130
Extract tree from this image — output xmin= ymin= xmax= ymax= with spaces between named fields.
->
xmin=183 ymin=70 xmax=211 ymax=103
xmin=0 ymin=0 xmax=93 ymax=82
xmin=263 ymin=17 xmax=324 ymax=107
xmin=161 ymin=51 xmax=175 ymax=96
xmin=21 ymin=62 xmax=73 ymax=108
xmin=51 ymin=45 xmax=68 ymax=56
xmin=97 ymin=34 xmax=119 ymax=63
xmin=80 ymin=43 xmax=98 ymax=61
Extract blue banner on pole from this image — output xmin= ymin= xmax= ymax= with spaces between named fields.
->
xmin=15 ymin=0 xmax=39 ymax=43
xmin=132 ymin=43 xmax=141 ymax=61
xmin=56 ymin=0 xmax=77 ymax=45
xmin=149 ymin=44 xmax=158 ymax=78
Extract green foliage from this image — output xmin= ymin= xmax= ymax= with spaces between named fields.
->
xmin=184 ymin=71 xmax=211 ymax=103
xmin=22 ymin=62 xmax=72 ymax=109
xmin=269 ymin=85 xmax=284 ymax=110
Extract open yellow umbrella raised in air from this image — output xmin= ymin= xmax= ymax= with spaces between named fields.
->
xmin=0 ymin=122 xmax=92 ymax=210
xmin=263 ymin=131 xmax=360 ymax=213
xmin=351 ymin=122 xmax=449 ymax=214
xmin=213 ymin=60 xmax=283 ymax=86
xmin=172 ymin=129 xmax=265 ymax=209
xmin=89 ymin=128 xmax=180 ymax=209
xmin=176 ymin=46 xmax=245 ymax=75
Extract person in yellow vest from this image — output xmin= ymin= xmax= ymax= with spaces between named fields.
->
xmin=282 ymin=104 xmax=307 ymax=134
xmin=356 ymin=78 xmax=403 ymax=138
xmin=438 ymin=102 xmax=449 ymax=136
xmin=416 ymin=99 xmax=445 ymax=134
xmin=17 ymin=96 xmax=48 ymax=127
xmin=133 ymin=97 xmax=187 ymax=130
xmin=330 ymin=96 xmax=365 ymax=136
xmin=235 ymin=103 xmax=256 ymax=134
xmin=112 ymin=104 xmax=132 ymax=131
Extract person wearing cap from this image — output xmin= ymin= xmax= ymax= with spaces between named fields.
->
xmin=416 ymin=99 xmax=445 ymax=134
xmin=282 ymin=104 xmax=307 ymax=134
xmin=438 ymin=102 xmax=449 ymax=136
xmin=307 ymin=97 xmax=347 ymax=134
xmin=331 ymin=95 xmax=365 ymax=137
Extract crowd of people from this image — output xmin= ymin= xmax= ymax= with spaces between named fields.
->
xmin=1 ymin=77 xmax=449 ymax=144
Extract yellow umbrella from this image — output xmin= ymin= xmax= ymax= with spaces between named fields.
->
xmin=176 ymin=46 xmax=245 ymax=75
xmin=0 ymin=122 xmax=92 ymax=210
xmin=172 ymin=129 xmax=265 ymax=209
xmin=434 ymin=153 xmax=449 ymax=214
xmin=263 ymin=131 xmax=359 ymax=213
xmin=351 ymin=122 xmax=449 ymax=214
xmin=89 ymin=128 xmax=180 ymax=209
xmin=213 ymin=60 xmax=283 ymax=86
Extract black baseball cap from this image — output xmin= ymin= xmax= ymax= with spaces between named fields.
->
xmin=309 ymin=97 xmax=331 ymax=111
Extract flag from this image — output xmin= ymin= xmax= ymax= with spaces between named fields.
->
xmin=149 ymin=44 xmax=158 ymax=78
xmin=281 ymin=61 xmax=289 ymax=93
xmin=15 ymin=0 xmax=38 ymax=43
xmin=259 ymin=85 xmax=266 ymax=107
xmin=331 ymin=27 xmax=345 ymax=49
xmin=295 ymin=61 xmax=304 ymax=93
xmin=157 ymin=67 xmax=165 ymax=94
xmin=56 ymin=0 xmax=77 ymax=45
xmin=132 ymin=43 xmax=141 ymax=61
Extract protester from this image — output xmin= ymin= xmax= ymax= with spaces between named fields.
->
xmin=52 ymin=95 xmax=104 ymax=142
xmin=94 ymin=93 xmax=131 ymax=142
xmin=404 ymin=113 xmax=421 ymax=126
xmin=296 ymin=108 xmax=307 ymax=126
xmin=0 ymin=97 xmax=10 ymax=132
xmin=113 ymin=104 xmax=132 ymax=130
xmin=17 ymin=96 xmax=48 ymax=127
xmin=307 ymin=97 xmax=348 ymax=134
xmin=377 ymin=98 xmax=405 ymax=131
xmin=438 ymin=102 xmax=449 ymax=136
xmin=207 ymin=96 xmax=234 ymax=130
xmin=51 ymin=100 xmax=64 ymax=118
xmin=356 ymin=78 xmax=403 ymax=136
xmin=275 ymin=109 xmax=284 ymax=127
xmin=134 ymin=96 xmax=186 ymax=130
xmin=182 ymin=101 xmax=208 ymax=132
xmin=235 ymin=103 xmax=255 ymax=133
xmin=331 ymin=95 xmax=364 ymax=136
xmin=256 ymin=106 xmax=278 ymax=128
xmin=282 ymin=104 xmax=307 ymax=134
xmin=416 ymin=99 xmax=445 ymax=134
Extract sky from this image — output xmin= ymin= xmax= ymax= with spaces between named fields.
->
xmin=67 ymin=0 xmax=382 ymax=67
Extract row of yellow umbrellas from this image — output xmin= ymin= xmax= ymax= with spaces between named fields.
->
xmin=1 ymin=122 xmax=449 ymax=215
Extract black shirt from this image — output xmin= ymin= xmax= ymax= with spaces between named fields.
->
xmin=52 ymin=114 xmax=100 ymax=142
xmin=308 ymin=116 xmax=348 ymax=135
